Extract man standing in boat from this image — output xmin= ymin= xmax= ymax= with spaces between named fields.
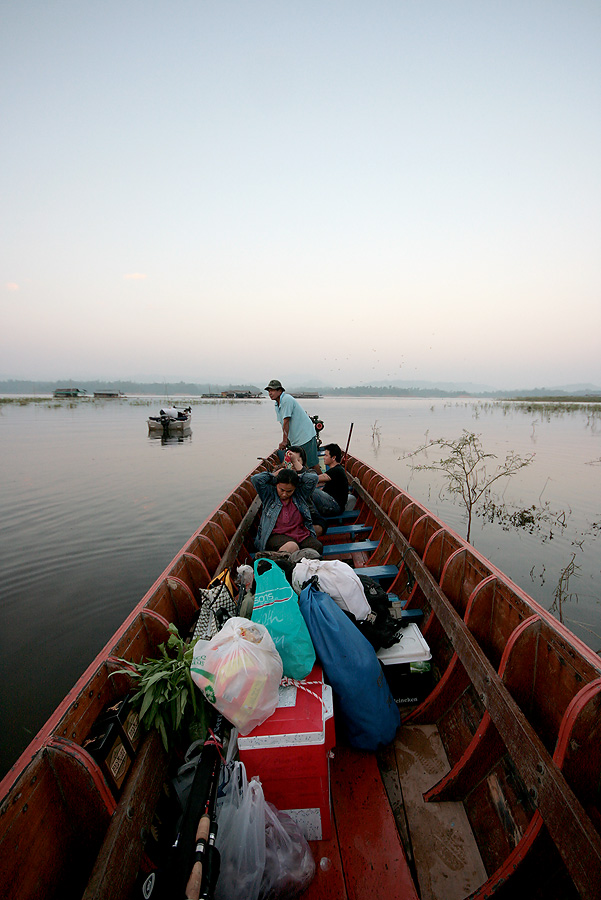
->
xmin=265 ymin=379 xmax=321 ymax=474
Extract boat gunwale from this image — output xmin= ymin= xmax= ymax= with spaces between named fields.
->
xmin=346 ymin=455 xmax=601 ymax=898
xmin=0 ymin=461 xmax=269 ymax=796
xmin=346 ymin=455 xmax=601 ymax=668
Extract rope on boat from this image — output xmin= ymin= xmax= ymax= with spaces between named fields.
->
xmin=204 ymin=727 xmax=226 ymax=765
xmin=399 ymin=546 xmax=416 ymax=592
xmin=279 ymin=677 xmax=326 ymax=709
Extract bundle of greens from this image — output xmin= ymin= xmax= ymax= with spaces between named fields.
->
xmin=117 ymin=624 xmax=208 ymax=751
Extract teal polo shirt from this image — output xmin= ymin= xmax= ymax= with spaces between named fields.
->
xmin=275 ymin=392 xmax=316 ymax=445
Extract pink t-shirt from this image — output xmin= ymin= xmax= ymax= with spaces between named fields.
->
xmin=272 ymin=501 xmax=309 ymax=542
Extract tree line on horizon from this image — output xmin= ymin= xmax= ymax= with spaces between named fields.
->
xmin=1 ymin=378 xmax=599 ymax=400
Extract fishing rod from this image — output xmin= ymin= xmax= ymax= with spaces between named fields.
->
xmin=185 ymin=738 xmax=222 ymax=900
xmin=343 ymin=422 xmax=354 ymax=469
xmin=197 ymin=766 xmax=222 ymax=900
xmin=183 ymin=714 xmax=225 ymax=900
xmin=141 ymin=713 xmax=225 ymax=900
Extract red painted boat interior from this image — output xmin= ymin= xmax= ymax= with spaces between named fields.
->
xmin=1 ymin=453 xmax=600 ymax=899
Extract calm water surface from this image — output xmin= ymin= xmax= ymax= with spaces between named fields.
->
xmin=1 ymin=396 xmax=600 ymax=777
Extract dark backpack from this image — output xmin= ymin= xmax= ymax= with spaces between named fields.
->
xmin=354 ymin=574 xmax=406 ymax=650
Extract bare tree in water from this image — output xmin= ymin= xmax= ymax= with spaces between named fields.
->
xmin=550 ymin=553 xmax=580 ymax=625
xmin=405 ymin=430 xmax=535 ymax=543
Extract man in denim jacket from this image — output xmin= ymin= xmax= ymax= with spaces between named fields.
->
xmin=251 ymin=468 xmax=322 ymax=554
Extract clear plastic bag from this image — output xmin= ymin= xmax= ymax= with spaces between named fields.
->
xmin=259 ymin=802 xmax=316 ymax=899
xmin=191 ymin=617 xmax=283 ymax=734
xmin=215 ymin=761 xmax=266 ymax=900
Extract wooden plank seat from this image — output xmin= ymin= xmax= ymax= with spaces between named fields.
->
xmin=324 ymin=524 xmax=371 ymax=537
xmin=405 ymin=573 xmax=526 ymax=727
xmin=394 ymin=724 xmax=488 ymax=899
xmin=327 ymin=509 xmax=360 ymax=524
xmin=423 ymin=613 xmax=594 ymax=805
xmin=353 ymin=564 xmax=399 ymax=584
xmin=398 ymin=608 xmax=424 ymax=625
xmin=421 ymin=673 xmax=601 ymax=898
xmin=322 ymin=540 xmax=380 ymax=556
xmin=382 ymin=593 xmax=424 ymax=625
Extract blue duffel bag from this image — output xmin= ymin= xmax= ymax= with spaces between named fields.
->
xmin=299 ymin=578 xmax=400 ymax=750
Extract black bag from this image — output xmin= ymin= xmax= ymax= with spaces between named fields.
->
xmin=354 ymin=574 xmax=406 ymax=650
xmin=254 ymin=551 xmax=296 ymax=586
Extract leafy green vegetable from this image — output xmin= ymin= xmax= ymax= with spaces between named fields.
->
xmin=115 ymin=623 xmax=207 ymax=751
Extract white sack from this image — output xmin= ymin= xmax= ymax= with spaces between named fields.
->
xmin=292 ymin=558 xmax=371 ymax=621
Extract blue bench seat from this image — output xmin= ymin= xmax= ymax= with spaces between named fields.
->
xmin=353 ymin=564 xmax=399 ymax=584
xmin=329 ymin=509 xmax=360 ymax=523
xmin=398 ymin=608 xmax=424 ymax=624
xmin=325 ymin=524 xmax=371 ymax=537
xmin=322 ymin=540 xmax=380 ymax=556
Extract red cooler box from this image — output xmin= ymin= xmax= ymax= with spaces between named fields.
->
xmin=237 ymin=663 xmax=334 ymax=840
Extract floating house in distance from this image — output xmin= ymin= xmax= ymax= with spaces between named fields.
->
xmin=219 ymin=390 xmax=262 ymax=398
xmin=53 ymin=388 xmax=87 ymax=398
xmin=93 ymin=391 xmax=125 ymax=399
xmin=292 ymin=391 xmax=320 ymax=399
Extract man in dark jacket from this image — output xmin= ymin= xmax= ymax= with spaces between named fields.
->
xmin=312 ymin=443 xmax=348 ymax=518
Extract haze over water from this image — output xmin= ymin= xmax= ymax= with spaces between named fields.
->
xmin=1 ymin=395 xmax=600 ymax=777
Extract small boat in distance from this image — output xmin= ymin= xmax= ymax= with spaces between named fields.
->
xmin=147 ymin=405 xmax=192 ymax=433
xmin=1 ymin=453 xmax=600 ymax=899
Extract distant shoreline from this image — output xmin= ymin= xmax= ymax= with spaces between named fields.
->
xmin=1 ymin=379 xmax=600 ymax=405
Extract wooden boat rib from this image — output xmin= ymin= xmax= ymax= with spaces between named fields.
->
xmin=1 ymin=453 xmax=600 ymax=900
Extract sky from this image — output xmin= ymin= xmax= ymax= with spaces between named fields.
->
xmin=1 ymin=1 xmax=600 ymax=390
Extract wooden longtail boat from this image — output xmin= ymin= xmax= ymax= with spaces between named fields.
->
xmin=1 ymin=453 xmax=600 ymax=900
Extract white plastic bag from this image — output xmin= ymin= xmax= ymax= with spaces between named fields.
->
xmin=292 ymin=558 xmax=371 ymax=620
xmin=215 ymin=761 xmax=266 ymax=900
xmin=191 ymin=617 xmax=283 ymax=734
xmin=259 ymin=802 xmax=316 ymax=899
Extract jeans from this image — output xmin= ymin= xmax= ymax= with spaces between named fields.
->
xmin=312 ymin=488 xmax=342 ymax=517
xmin=265 ymin=533 xmax=323 ymax=553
